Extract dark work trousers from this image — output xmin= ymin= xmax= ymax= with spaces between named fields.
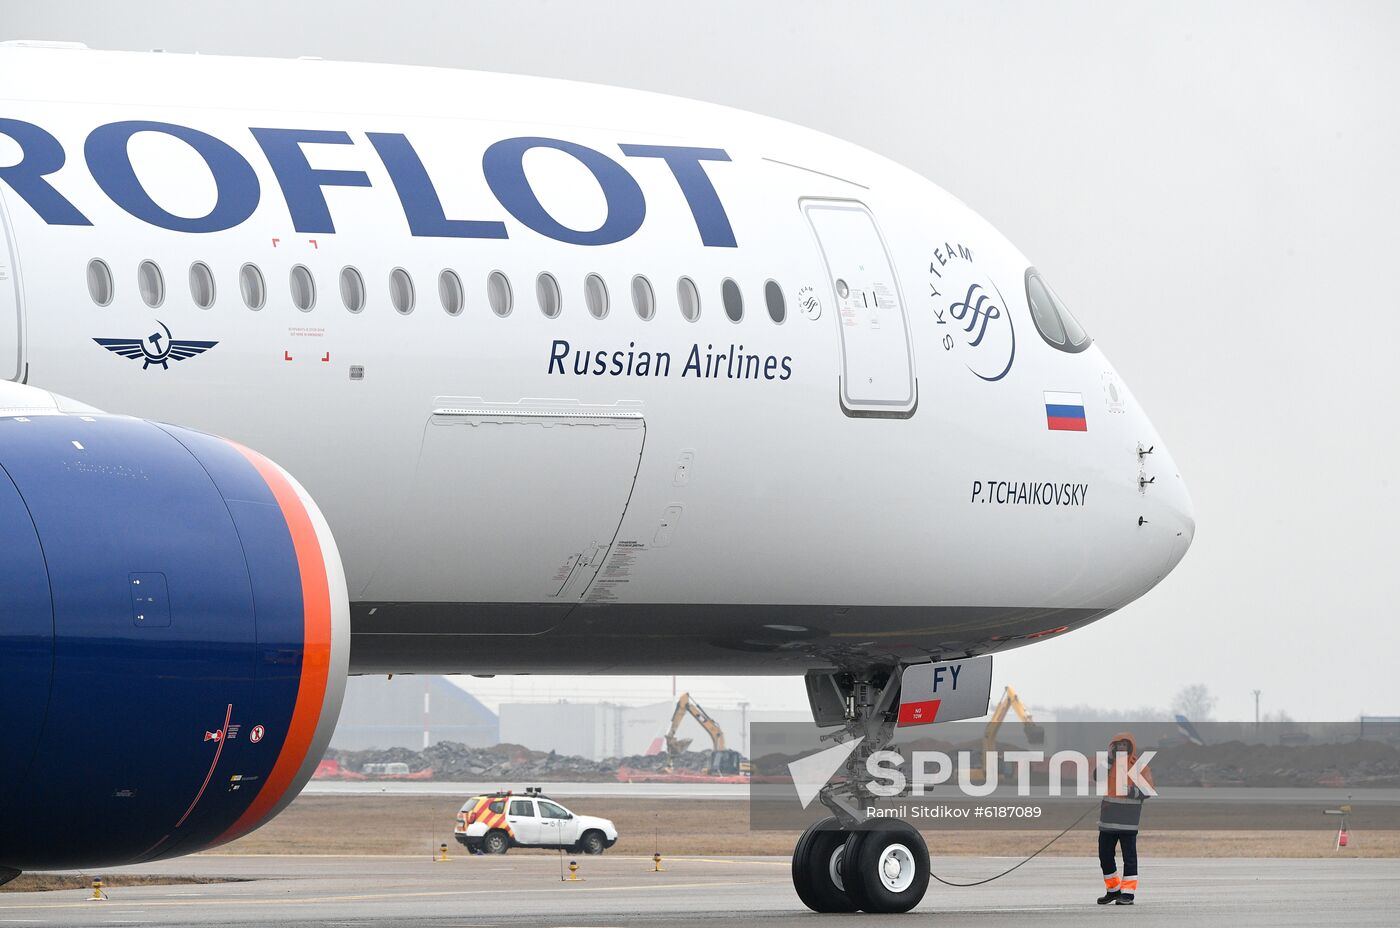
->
xmin=1098 ymin=829 xmax=1138 ymax=877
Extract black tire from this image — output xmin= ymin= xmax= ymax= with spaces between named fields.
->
xmin=791 ymin=816 xmax=858 ymax=913
xmin=841 ymin=820 xmax=930 ymax=914
xmin=579 ymin=830 xmax=606 ymax=855
xmin=482 ymin=830 xmax=511 ymax=855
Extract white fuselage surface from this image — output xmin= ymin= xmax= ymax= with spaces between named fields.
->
xmin=0 ymin=45 xmax=1194 ymax=674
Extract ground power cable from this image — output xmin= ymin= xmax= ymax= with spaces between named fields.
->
xmin=926 ymin=804 xmax=1096 ymax=887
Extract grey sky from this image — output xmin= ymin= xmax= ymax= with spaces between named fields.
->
xmin=6 ymin=1 xmax=1397 ymax=721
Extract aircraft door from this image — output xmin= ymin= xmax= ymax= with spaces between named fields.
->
xmin=802 ymin=199 xmax=916 ymax=417
xmin=0 ymin=194 xmax=21 ymax=382
xmin=363 ymin=401 xmax=645 ymax=632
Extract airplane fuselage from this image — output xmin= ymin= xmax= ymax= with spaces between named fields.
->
xmin=0 ymin=44 xmax=1194 ymax=675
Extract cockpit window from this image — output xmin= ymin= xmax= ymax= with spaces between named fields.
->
xmin=1024 ymin=268 xmax=1091 ymax=353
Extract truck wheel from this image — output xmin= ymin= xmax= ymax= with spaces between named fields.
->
xmin=482 ymin=830 xmax=510 ymax=855
xmin=579 ymin=830 xmax=606 ymax=855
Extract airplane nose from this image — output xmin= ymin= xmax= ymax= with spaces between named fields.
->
xmin=1172 ymin=477 xmax=1196 ymax=544
xmin=1157 ymin=454 xmax=1196 ymax=565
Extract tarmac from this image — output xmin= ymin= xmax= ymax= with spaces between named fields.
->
xmin=2 ymin=852 xmax=1395 ymax=927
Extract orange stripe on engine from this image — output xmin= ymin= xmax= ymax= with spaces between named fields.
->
xmin=216 ymin=443 xmax=333 ymax=843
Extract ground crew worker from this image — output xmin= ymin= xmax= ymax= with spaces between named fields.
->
xmin=1096 ymin=732 xmax=1153 ymax=906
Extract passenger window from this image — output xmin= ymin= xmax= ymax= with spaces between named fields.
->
xmin=189 ymin=262 xmax=216 ymax=309
xmin=138 ymin=260 xmax=165 ymax=308
xmin=340 ymin=267 xmax=366 ymax=313
xmin=87 ymin=259 xmax=113 ymax=307
xmin=439 ymin=269 xmax=464 ymax=316
xmin=722 ymin=277 xmax=743 ymax=322
xmin=538 ymin=801 xmax=569 ymax=819
xmin=508 ymin=799 xmax=535 ymax=817
xmin=290 ymin=264 xmax=316 ymax=312
xmin=631 ymin=275 xmax=655 ymax=321
xmin=487 ymin=799 xmax=505 ymax=814
xmin=488 ymin=270 xmax=513 ymax=317
xmin=764 ymin=279 xmax=786 ymax=324
xmin=536 ymin=272 xmax=562 ymax=318
xmin=677 ymin=276 xmax=701 ymax=322
xmin=1024 ymin=268 xmax=1091 ymax=352
xmin=584 ymin=273 xmax=609 ymax=319
xmin=240 ymin=263 xmax=266 ymax=310
xmin=390 ymin=268 xmax=415 ymax=315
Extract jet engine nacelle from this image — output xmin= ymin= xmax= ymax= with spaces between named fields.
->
xmin=0 ymin=385 xmax=348 ymax=873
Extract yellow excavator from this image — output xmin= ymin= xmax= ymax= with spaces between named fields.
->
xmin=969 ymin=686 xmax=1045 ymax=783
xmin=665 ymin=692 xmax=749 ymax=776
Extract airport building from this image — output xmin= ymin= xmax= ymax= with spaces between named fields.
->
xmin=330 ymin=675 xmax=499 ymax=750
xmin=499 ymin=698 xmax=809 ymax=760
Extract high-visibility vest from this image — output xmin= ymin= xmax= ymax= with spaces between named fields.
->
xmin=1099 ymin=733 xmax=1153 ymax=832
xmin=1098 ymin=791 xmax=1146 ymax=832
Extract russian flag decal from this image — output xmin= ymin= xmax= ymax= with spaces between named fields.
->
xmin=1045 ymin=391 xmax=1087 ymax=431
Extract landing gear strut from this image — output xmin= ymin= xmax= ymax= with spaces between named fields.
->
xmin=790 ymin=666 xmax=931 ymax=914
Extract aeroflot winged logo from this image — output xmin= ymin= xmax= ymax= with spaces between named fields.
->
xmin=94 ymin=321 xmax=217 ymax=370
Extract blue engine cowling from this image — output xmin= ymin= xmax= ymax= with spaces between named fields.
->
xmin=0 ymin=410 xmax=348 ymax=872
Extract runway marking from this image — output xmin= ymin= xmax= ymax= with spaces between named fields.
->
xmin=197 ymin=853 xmax=437 ymax=859
xmin=193 ymin=853 xmax=794 ymax=861
xmin=192 ymin=853 xmax=794 ymax=866
xmin=0 ymin=880 xmax=776 ymax=911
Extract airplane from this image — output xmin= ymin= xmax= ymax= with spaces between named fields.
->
xmin=0 ymin=41 xmax=1193 ymax=913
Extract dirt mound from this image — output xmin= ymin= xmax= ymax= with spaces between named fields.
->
xmin=322 ymin=741 xmax=734 ymax=782
xmin=1150 ymin=740 xmax=1400 ymax=787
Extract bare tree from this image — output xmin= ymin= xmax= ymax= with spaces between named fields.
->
xmin=1171 ymin=684 xmax=1217 ymax=721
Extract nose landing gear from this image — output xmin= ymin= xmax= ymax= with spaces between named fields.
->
xmin=790 ymin=666 xmax=933 ymax=914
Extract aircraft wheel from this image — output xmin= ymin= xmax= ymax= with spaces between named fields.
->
xmin=841 ymin=820 xmax=929 ymax=913
xmin=791 ymin=816 xmax=858 ymax=912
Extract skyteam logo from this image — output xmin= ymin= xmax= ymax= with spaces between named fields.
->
xmin=94 ymin=322 xmax=217 ymax=370
xmin=928 ymin=241 xmax=1016 ymax=383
